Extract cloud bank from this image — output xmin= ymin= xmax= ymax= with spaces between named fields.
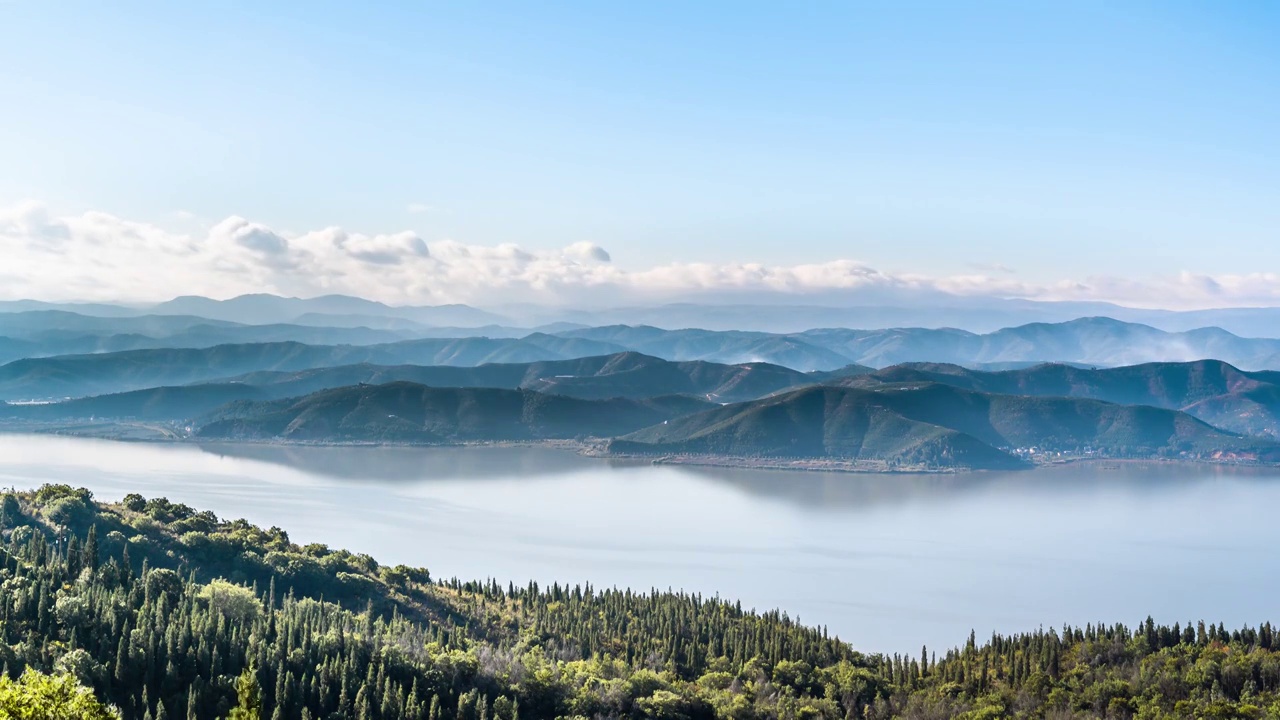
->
xmin=1 ymin=200 xmax=1277 ymax=309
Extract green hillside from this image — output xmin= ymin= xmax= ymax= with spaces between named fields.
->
xmin=847 ymin=359 xmax=1280 ymax=439
xmin=4 ymin=485 xmax=1280 ymax=719
xmin=228 ymin=352 xmax=814 ymax=403
xmin=196 ymin=381 xmax=714 ymax=442
xmin=613 ymin=384 xmax=1275 ymax=468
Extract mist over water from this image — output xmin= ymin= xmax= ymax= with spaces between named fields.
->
xmin=2 ymin=433 xmax=1277 ymax=653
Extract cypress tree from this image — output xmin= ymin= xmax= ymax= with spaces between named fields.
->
xmin=228 ymin=667 xmax=263 ymax=720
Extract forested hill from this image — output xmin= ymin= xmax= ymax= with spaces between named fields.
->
xmin=846 ymin=359 xmax=1280 ymax=439
xmin=0 ymin=347 xmax=842 ymax=405
xmin=5 ymin=484 xmax=1280 ymax=719
xmin=221 ymin=351 xmax=826 ymax=404
xmin=194 ymin=382 xmax=713 ymax=442
xmin=612 ymin=384 xmax=1279 ymax=469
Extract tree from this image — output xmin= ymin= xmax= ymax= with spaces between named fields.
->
xmin=84 ymin=523 xmax=100 ymax=571
xmin=226 ymin=668 xmax=263 ymax=720
xmin=0 ymin=669 xmax=119 ymax=720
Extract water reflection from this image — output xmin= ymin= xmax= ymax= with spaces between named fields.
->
xmin=677 ymin=460 xmax=1280 ymax=510
xmin=195 ymin=442 xmax=612 ymax=482
xmin=196 ymin=440 xmax=1280 ymax=512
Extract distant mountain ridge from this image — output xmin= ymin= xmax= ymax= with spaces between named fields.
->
xmin=8 ymin=303 xmax=1280 ymax=376
xmin=150 ymin=294 xmax=507 ymax=327
xmin=0 ymin=352 xmax=852 ymax=421
xmin=221 ymin=351 xmax=844 ymax=403
xmin=14 ymin=293 xmax=1280 ymax=335
xmin=0 ymin=339 xmax=627 ymax=401
xmin=557 ymin=317 xmax=1280 ymax=370
xmin=7 ymin=316 xmax=1280 ymax=400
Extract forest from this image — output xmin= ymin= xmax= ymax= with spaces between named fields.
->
xmin=2 ymin=484 xmax=1279 ymax=719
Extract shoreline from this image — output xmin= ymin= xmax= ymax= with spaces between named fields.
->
xmin=2 ymin=423 xmax=1275 ymax=475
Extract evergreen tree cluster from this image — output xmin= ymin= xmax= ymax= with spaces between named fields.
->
xmin=2 ymin=484 xmax=1280 ymax=719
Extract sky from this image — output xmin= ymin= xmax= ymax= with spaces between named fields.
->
xmin=1 ymin=1 xmax=1278 ymax=307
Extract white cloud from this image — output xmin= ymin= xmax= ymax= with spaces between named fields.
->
xmin=406 ymin=203 xmax=437 ymax=215
xmin=1 ymin=200 xmax=1278 ymax=309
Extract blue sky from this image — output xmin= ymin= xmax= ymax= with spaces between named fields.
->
xmin=0 ymin=1 xmax=1277 ymax=305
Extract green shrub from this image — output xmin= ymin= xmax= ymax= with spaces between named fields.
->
xmin=0 ymin=669 xmax=119 ymax=719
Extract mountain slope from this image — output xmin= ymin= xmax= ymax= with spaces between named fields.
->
xmin=612 ymin=384 xmax=1275 ymax=468
xmin=845 ymin=359 xmax=1280 ymax=438
xmin=793 ymin=318 xmax=1280 ymax=369
xmin=0 ymin=343 xmax=823 ymax=405
xmin=195 ymin=381 xmax=714 ymax=442
xmin=218 ymin=351 xmax=815 ymax=403
xmin=0 ymin=339 xmax=632 ymax=400
xmin=0 ymin=384 xmax=268 ymax=422
xmin=554 ymin=325 xmax=856 ymax=371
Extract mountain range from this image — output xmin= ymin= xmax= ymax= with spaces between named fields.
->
xmin=6 ymin=315 xmax=1280 ymax=402
xmin=6 ymin=352 xmax=1280 ymax=470
xmin=0 ymin=339 xmax=631 ymax=400
xmin=5 ymin=292 xmax=1280 ymax=471
xmin=0 ymin=351 xmax=863 ymax=420
xmin=176 ymin=379 xmax=1280 ymax=470
xmin=14 ymin=292 xmax=1280 ymax=335
xmin=610 ymin=383 xmax=1278 ymax=469
xmin=844 ymin=359 xmax=1280 ymax=439
xmin=194 ymin=382 xmax=712 ymax=443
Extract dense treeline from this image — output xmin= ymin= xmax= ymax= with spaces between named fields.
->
xmin=2 ymin=485 xmax=1280 ymax=719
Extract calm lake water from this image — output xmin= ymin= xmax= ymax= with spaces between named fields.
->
xmin=1 ymin=433 xmax=1277 ymax=653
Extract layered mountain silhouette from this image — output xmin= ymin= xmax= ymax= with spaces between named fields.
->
xmin=845 ymin=359 xmax=1280 ymax=439
xmin=194 ymin=382 xmax=712 ymax=443
xmin=0 ymin=349 xmax=846 ymax=403
xmin=4 ymin=297 xmax=1280 ymax=470
xmin=611 ymin=384 xmax=1278 ymax=468
xmin=0 ymin=352 xmax=831 ymax=420
xmin=14 ymin=292 xmax=1280 ymax=335
xmin=6 ymin=313 xmax=1280 ymax=384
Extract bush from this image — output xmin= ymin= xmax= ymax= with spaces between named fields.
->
xmin=8 ymin=525 xmax=35 ymax=546
xmin=379 ymin=564 xmax=430 ymax=586
xmin=43 ymin=496 xmax=91 ymax=528
xmin=144 ymin=497 xmax=196 ymax=523
xmin=53 ymin=649 xmax=103 ymax=687
xmin=336 ymin=572 xmax=379 ymax=596
xmin=130 ymin=516 xmax=162 ymax=534
xmin=0 ymin=669 xmax=119 ymax=719
xmin=34 ymin=484 xmax=93 ymax=504
xmin=144 ymin=569 xmax=184 ymax=605
xmin=198 ymin=579 xmax=263 ymax=623
xmin=53 ymin=595 xmax=88 ymax=627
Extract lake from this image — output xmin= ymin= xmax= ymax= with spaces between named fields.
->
xmin=1 ymin=433 xmax=1277 ymax=654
